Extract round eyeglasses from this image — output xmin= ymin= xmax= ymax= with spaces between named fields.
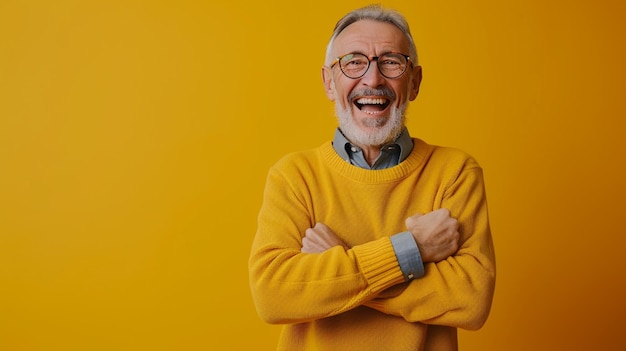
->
xmin=331 ymin=52 xmax=411 ymax=79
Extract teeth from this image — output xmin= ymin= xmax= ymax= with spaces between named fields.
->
xmin=356 ymin=98 xmax=386 ymax=105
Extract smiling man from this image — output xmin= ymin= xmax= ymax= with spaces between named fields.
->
xmin=322 ymin=18 xmax=421 ymax=168
xmin=249 ymin=5 xmax=496 ymax=351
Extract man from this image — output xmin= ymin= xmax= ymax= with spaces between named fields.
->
xmin=249 ymin=5 xmax=495 ymax=351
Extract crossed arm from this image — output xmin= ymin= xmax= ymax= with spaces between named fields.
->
xmin=249 ymin=164 xmax=495 ymax=329
xmin=299 ymin=208 xmax=494 ymax=329
xmin=302 ymin=209 xmax=460 ymax=263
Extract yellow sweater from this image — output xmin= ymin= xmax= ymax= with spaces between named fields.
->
xmin=249 ymin=139 xmax=496 ymax=351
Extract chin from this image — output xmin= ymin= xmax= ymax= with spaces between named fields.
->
xmin=336 ymin=104 xmax=406 ymax=148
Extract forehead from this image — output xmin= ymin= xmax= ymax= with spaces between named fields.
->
xmin=332 ymin=19 xmax=409 ymax=56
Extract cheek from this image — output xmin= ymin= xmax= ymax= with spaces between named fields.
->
xmin=393 ymin=81 xmax=412 ymax=106
xmin=333 ymin=81 xmax=357 ymax=109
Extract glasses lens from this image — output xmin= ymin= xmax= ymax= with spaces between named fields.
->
xmin=378 ymin=53 xmax=408 ymax=78
xmin=339 ymin=53 xmax=369 ymax=78
xmin=337 ymin=53 xmax=409 ymax=79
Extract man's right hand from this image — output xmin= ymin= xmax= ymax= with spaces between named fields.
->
xmin=301 ymin=222 xmax=349 ymax=254
xmin=405 ymin=209 xmax=460 ymax=262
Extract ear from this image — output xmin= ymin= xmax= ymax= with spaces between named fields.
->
xmin=408 ymin=65 xmax=422 ymax=101
xmin=321 ymin=66 xmax=336 ymax=101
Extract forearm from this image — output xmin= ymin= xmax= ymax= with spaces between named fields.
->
xmin=250 ymin=234 xmax=405 ymax=324
xmin=249 ymin=169 xmax=405 ymax=324
xmin=365 ymin=166 xmax=496 ymax=329
xmin=365 ymin=245 xmax=495 ymax=330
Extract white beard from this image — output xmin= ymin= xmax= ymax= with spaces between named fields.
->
xmin=335 ymin=100 xmax=407 ymax=148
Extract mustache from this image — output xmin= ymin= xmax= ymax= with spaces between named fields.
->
xmin=348 ymin=87 xmax=396 ymax=101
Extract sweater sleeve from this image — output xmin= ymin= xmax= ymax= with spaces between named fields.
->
xmin=364 ymin=164 xmax=496 ymax=330
xmin=248 ymin=163 xmax=406 ymax=324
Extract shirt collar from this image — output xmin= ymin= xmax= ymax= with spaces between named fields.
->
xmin=332 ymin=127 xmax=414 ymax=169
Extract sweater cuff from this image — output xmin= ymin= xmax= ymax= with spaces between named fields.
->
xmin=390 ymin=231 xmax=425 ymax=281
xmin=352 ymin=237 xmax=405 ymax=290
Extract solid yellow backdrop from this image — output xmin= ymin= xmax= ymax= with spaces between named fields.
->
xmin=1 ymin=0 xmax=625 ymax=350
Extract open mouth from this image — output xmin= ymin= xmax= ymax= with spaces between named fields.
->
xmin=354 ymin=97 xmax=391 ymax=114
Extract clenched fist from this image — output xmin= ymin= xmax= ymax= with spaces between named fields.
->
xmin=406 ymin=209 xmax=460 ymax=262
xmin=301 ymin=222 xmax=349 ymax=253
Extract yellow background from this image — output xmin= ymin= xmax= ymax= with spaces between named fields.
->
xmin=1 ymin=0 xmax=625 ymax=350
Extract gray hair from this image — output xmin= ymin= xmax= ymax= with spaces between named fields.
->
xmin=324 ymin=4 xmax=419 ymax=67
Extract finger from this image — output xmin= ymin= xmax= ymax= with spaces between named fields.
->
xmin=312 ymin=223 xmax=337 ymax=241
xmin=314 ymin=222 xmax=333 ymax=236
xmin=405 ymin=213 xmax=423 ymax=227
xmin=306 ymin=226 xmax=336 ymax=246
xmin=301 ymin=237 xmax=313 ymax=253
xmin=435 ymin=208 xmax=451 ymax=217
xmin=305 ymin=227 xmax=319 ymax=237
xmin=304 ymin=230 xmax=324 ymax=247
xmin=301 ymin=237 xmax=323 ymax=253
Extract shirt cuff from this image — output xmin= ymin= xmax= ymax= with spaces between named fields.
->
xmin=390 ymin=231 xmax=425 ymax=281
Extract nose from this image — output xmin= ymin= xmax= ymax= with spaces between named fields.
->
xmin=360 ymin=61 xmax=386 ymax=87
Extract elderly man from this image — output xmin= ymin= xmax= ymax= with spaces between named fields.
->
xmin=249 ymin=5 xmax=495 ymax=351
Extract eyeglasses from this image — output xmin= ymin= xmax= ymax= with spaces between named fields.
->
xmin=331 ymin=52 xmax=411 ymax=79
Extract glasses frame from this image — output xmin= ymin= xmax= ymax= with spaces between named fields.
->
xmin=331 ymin=52 xmax=412 ymax=79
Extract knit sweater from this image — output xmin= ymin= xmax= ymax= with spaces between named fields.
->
xmin=249 ymin=138 xmax=496 ymax=351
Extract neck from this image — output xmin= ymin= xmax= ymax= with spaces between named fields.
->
xmin=358 ymin=144 xmax=382 ymax=166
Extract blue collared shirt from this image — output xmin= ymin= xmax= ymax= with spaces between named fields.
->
xmin=332 ymin=128 xmax=414 ymax=169
xmin=332 ymin=127 xmax=424 ymax=281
